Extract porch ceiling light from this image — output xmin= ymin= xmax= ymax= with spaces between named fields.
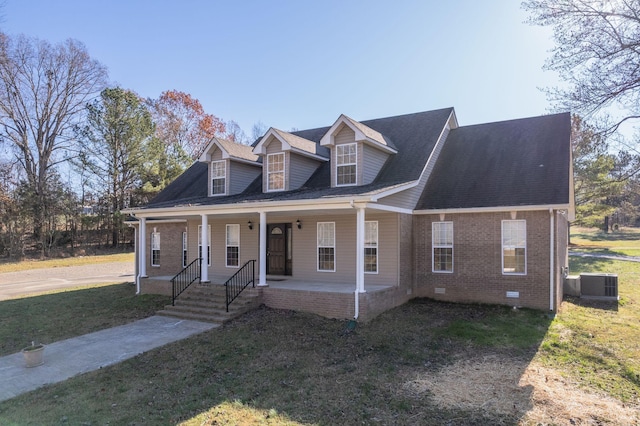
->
xmin=296 ymin=219 xmax=302 ymax=229
xmin=248 ymin=220 xmax=253 ymax=230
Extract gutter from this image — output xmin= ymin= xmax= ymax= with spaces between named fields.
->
xmin=123 ymin=194 xmax=374 ymax=218
xmin=414 ymin=204 xmax=572 ymax=215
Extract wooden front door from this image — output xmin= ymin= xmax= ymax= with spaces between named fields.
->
xmin=267 ymin=224 xmax=286 ymax=275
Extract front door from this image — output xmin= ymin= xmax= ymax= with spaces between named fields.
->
xmin=267 ymin=224 xmax=286 ymax=275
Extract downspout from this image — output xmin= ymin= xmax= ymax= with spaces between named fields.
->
xmin=133 ymin=224 xmax=140 ymax=295
xmin=354 ymin=290 xmax=359 ymax=320
xmin=549 ymin=209 xmax=554 ymax=311
xmin=351 ymin=200 xmax=360 ymax=320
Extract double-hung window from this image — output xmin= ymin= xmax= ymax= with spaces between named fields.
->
xmin=317 ymin=222 xmax=335 ymax=272
xmin=226 ymin=224 xmax=240 ymax=267
xmin=151 ymin=231 xmax=160 ymax=267
xmin=211 ymin=160 xmax=226 ymax=195
xmin=336 ymin=143 xmax=357 ymax=186
xmin=198 ymin=224 xmax=211 ymax=266
xmin=182 ymin=231 xmax=188 ymax=268
xmin=364 ymin=221 xmax=378 ymax=273
xmin=502 ymin=220 xmax=526 ymax=275
xmin=432 ymin=222 xmax=453 ymax=273
xmin=267 ymin=153 xmax=285 ymax=191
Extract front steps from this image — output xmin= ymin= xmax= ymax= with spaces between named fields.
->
xmin=157 ymin=284 xmax=261 ymax=324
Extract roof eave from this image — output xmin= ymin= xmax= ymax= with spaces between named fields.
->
xmin=413 ymin=203 xmax=573 ymax=215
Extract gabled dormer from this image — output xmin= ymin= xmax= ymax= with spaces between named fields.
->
xmin=198 ymin=138 xmax=261 ymax=196
xmin=320 ymin=115 xmax=397 ymax=187
xmin=253 ymin=128 xmax=328 ymax=193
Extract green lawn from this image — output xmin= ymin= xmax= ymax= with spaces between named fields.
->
xmin=536 ymin=226 xmax=640 ymax=403
xmin=0 ymin=283 xmax=169 ymax=357
xmin=0 ymin=228 xmax=638 ymax=425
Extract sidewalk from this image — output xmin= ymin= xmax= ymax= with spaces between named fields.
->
xmin=0 ymin=316 xmax=217 ymax=403
xmin=569 ymin=251 xmax=640 ymax=263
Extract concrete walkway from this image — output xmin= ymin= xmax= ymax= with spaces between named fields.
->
xmin=569 ymin=251 xmax=640 ymax=263
xmin=0 ymin=261 xmax=134 ymax=301
xmin=0 ymin=316 xmax=217 ymax=403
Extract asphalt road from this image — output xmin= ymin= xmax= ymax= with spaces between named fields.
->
xmin=0 ymin=262 xmax=135 ymax=301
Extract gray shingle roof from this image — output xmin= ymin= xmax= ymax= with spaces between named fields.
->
xmin=143 ymin=108 xmax=574 ymax=212
xmin=417 ymin=112 xmax=571 ymax=210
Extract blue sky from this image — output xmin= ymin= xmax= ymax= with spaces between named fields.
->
xmin=2 ymin=0 xmax=560 ymax=135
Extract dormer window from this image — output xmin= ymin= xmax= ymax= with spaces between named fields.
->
xmin=336 ymin=143 xmax=357 ymax=186
xmin=267 ymin=153 xmax=285 ymax=191
xmin=211 ymin=160 xmax=226 ymax=195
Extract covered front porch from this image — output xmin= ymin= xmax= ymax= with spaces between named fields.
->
xmin=132 ymin=198 xmax=412 ymax=320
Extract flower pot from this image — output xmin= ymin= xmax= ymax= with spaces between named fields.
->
xmin=22 ymin=344 xmax=45 ymax=367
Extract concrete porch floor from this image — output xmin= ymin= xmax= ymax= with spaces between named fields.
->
xmin=258 ymin=278 xmax=393 ymax=294
xmin=149 ymin=275 xmax=394 ymax=294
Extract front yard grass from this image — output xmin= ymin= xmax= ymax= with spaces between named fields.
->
xmin=0 ymin=283 xmax=169 ymax=357
xmin=0 ymin=227 xmax=638 ymax=425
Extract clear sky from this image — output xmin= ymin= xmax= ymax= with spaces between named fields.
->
xmin=2 ymin=0 xmax=560 ymax=136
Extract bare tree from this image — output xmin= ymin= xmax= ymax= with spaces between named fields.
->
xmin=224 ymin=119 xmax=249 ymax=144
xmin=523 ymin=0 xmax=640 ymax=134
xmin=0 ymin=33 xmax=107 ymax=252
xmin=251 ymin=121 xmax=268 ymax=142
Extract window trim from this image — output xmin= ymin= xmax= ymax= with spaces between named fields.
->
xmin=336 ymin=142 xmax=358 ymax=187
xmin=432 ymin=221 xmax=453 ymax=273
xmin=182 ymin=231 xmax=188 ymax=268
xmin=317 ymin=221 xmax=336 ymax=272
xmin=211 ymin=160 xmax=226 ymax=196
xmin=364 ymin=220 xmax=378 ymax=274
xmin=266 ymin=152 xmax=285 ymax=192
xmin=501 ymin=219 xmax=527 ymax=275
xmin=151 ymin=231 xmax=160 ymax=267
xmin=198 ymin=224 xmax=212 ymax=266
xmin=225 ymin=224 xmax=240 ymax=268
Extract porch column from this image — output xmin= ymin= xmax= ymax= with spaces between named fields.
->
xmin=139 ymin=217 xmax=147 ymax=278
xmin=356 ymin=207 xmax=366 ymax=293
xmin=200 ymin=214 xmax=209 ymax=283
xmin=258 ymin=211 xmax=267 ymax=286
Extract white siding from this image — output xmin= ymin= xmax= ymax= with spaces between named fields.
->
xmin=229 ymin=161 xmax=261 ymax=195
xmin=332 ymin=125 xmax=356 ymax=187
xmin=185 ymin=213 xmax=399 ymax=287
xmin=290 ymin=212 xmax=399 ymax=286
xmin=187 ymin=217 xmax=260 ymax=282
xmin=289 ymin=152 xmax=321 ymax=189
xmin=362 ymin=144 xmax=390 ymax=184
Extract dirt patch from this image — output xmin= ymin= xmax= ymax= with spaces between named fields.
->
xmin=402 ymin=356 xmax=639 ymax=425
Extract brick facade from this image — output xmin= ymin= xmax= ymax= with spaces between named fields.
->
xmin=142 ymin=222 xmax=187 ymax=276
xmin=413 ymin=210 xmax=567 ymax=311
xmin=136 ymin=210 xmax=569 ymax=318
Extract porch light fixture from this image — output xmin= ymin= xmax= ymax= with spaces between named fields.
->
xmin=296 ymin=219 xmax=302 ymax=229
xmin=248 ymin=220 xmax=253 ymax=230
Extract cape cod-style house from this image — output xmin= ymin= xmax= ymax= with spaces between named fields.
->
xmin=125 ymin=108 xmax=574 ymax=322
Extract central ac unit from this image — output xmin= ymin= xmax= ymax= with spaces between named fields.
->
xmin=580 ymin=273 xmax=618 ymax=300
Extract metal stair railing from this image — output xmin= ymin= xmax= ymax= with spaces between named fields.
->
xmin=171 ymin=258 xmax=201 ymax=305
xmin=224 ymin=259 xmax=256 ymax=312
